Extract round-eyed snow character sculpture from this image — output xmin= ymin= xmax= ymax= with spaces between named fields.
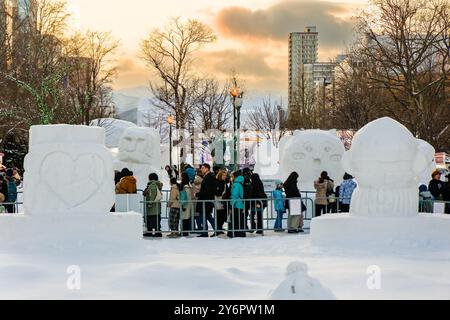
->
xmin=342 ymin=117 xmax=429 ymax=217
xmin=279 ymin=130 xmax=346 ymax=189
xmin=115 ymin=127 xmax=162 ymax=190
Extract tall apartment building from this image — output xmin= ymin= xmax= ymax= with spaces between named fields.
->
xmin=288 ymin=26 xmax=343 ymax=118
xmin=288 ymin=26 xmax=319 ymax=103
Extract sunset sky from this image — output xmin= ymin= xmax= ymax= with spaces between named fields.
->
xmin=67 ymin=0 xmax=368 ymax=99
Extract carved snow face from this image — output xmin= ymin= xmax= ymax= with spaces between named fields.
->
xmin=279 ymin=130 xmax=346 ymax=185
xmin=118 ymin=128 xmax=160 ymax=165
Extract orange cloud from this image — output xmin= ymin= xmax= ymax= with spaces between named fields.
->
xmin=216 ymin=1 xmax=356 ymax=51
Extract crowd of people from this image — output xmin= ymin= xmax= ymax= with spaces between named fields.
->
xmin=0 ymin=166 xmax=21 ymax=214
xmin=113 ymin=162 xmax=364 ymax=238
xmin=420 ymin=170 xmax=450 ymax=214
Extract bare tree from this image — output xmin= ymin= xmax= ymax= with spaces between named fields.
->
xmin=246 ymin=98 xmax=288 ymax=147
xmin=64 ymin=31 xmax=119 ymax=124
xmin=355 ymin=0 xmax=450 ymax=149
xmin=190 ymin=78 xmax=232 ymax=131
xmin=140 ymin=17 xmax=216 ymax=129
xmin=287 ymin=69 xmax=322 ymax=129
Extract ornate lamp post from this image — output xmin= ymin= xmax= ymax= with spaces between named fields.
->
xmin=167 ymin=115 xmax=174 ymax=167
xmin=230 ymin=88 xmax=244 ymax=172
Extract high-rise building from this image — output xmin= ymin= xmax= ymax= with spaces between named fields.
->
xmin=288 ymin=26 xmax=319 ymax=103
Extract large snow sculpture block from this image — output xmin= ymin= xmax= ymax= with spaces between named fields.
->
xmin=279 ymin=130 xmax=345 ymax=190
xmin=23 ymin=125 xmax=115 ymax=215
xmin=342 ymin=117 xmax=428 ymax=217
xmin=311 ymin=117 xmax=449 ymax=247
xmin=0 ymin=125 xmax=143 ymax=248
xmin=115 ymin=127 xmax=162 ymax=190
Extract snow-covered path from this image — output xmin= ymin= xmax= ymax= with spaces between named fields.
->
xmin=1 ymin=232 xmax=450 ymax=300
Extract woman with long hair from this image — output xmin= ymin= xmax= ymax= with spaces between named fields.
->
xmin=284 ymin=172 xmax=304 ymax=233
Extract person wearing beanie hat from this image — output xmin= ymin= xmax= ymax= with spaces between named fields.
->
xmin=6 ymin=168 xmax=13 ymax=177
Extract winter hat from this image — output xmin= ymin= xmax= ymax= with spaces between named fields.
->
xmin=6 ymin=168 xmax=13 ymax=177
xmin=419 ymin=185 xmax=428 ymax=193
xmin=275 ymin=179 xmax=283 ymax=186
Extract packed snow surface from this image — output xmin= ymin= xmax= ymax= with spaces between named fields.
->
xmin=1 ymin=228 xmax=450 ymax=300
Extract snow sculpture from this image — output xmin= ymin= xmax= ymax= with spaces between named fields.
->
xmin=279 ymin=130 xmax=346 ymax=190
xmin=270 ymin=261 xmax=335 ymax=300
xmin=89 ymin=118 xmax=137 ymax=148
xmin=311 ymin=117 xmax=450 ymax=247
xmin=417 ymin=139 xmax=436 ymax=186
xmin=23 ymin=125 xmax=115 ymax=214
xmin=341 ymin=117 xmax=428 ymax=217
xmin=115 ymin=127 xmax=162 ymax=190
xmin=0 ymin=125 xmax=142 ymax=248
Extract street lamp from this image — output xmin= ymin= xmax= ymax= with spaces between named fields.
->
xmin=230 ymin=87 xmax=244 ymax=172
xmin=167 ymin=115 xmax=174 ymax=167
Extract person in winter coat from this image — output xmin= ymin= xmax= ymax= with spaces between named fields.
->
xmin=229 ymin=172 xmax=246 ymax=238
xmin=418 ymin=184 xmax=433 ymax=213
xmin=0 ymin=174 xmax=8 ymax=207
xmin=314 ymin=171 xmax=334 ymax=217
xmin=272 ymin=180 xmax=286 ymax=232
xmin=184 ymin=164 xmax=196 ymax=183
xmin=115 ymin=168 xmax=137 ymax=194
xmin=284 ymin=172 xmax=305 ymax=233
xmin=180 ymin=172 xmax=195 ymax=236
xmin=192 ymin=171 xmax=203 ymax=232
xmin=196 ymin=163 xmax=216 ymax=237
xmin=215 ymin=169 xmax=229 ymax=236
xmin=429 ymin=170 xmax=445 ymax=200
xmin=443 ymin=174 xmax=450 ymax=214
xmin=4 ymin=168 xmax=18 ymax=213
xmin=143 ymin=173 xmax=163 ymax=237
xmin=338 ymin=173 xmax=357 ymax=213
xmin=168 ymin=178 xmax=181 ymax=238
xmin=242 ymin=167 xmax=253 ymax=231
xmin=250 ymin=173 xmax=267 ymax=235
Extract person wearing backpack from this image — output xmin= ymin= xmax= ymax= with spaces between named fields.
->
xmin=168 ymin=178 xmax=181 ymax=238
xmin=143 ymin=173 xmax=163 ymax=237
xmin=179 ymin=172 xmax=194 ymax=236
xmin=228 ymin=171 xmax=246 ymax=238
xmin=314 ymin=171 xmax=334 ymax=217
xmin=5 ymin=169 xmax=18 ymax=213
xmin=272 ymin=180 xmax=286 ymax=232
xmin=250 ymin=173 xmax=267 ymax=235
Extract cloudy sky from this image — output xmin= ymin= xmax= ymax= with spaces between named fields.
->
xmin=67 ymin=0 xmax=367 ymax=99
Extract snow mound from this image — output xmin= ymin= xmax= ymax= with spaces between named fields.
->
xmin=270 ymin=261 xmax=336 ymax=300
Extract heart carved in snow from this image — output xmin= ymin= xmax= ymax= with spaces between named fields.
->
xmin=40 ymin=151 xmax=106 ymax=208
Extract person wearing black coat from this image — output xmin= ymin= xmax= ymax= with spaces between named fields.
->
xmin=284 ymin=172 xmax=305 ymax=233
xmin=428 ymin=170 xmax=445 ymax=200
xmin=196 ymin=163 xmax=216 ymax=237
xmin=214 ymin=169 xmax=229 ymax=235
xmin=443 ymin=174 xmax=450 ymax=214
xmin=249 ymin=173 xmax=267 ymax=235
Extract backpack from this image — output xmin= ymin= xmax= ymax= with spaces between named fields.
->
xmin=179 ymin=189 xmax=188 ymax=209
xmin=154 ymin=187 xmax=162 ymax=202
xmin=7 ymin=180 xmax=17 ymax=202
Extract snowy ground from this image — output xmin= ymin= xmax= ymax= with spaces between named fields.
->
xmin=1 ymin=229 xmax=450 ymax=300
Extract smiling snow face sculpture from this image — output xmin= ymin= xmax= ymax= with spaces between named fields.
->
xmin=279 ymin=130 xmax=346 ymax=188
xmin=342 ymin=117 xmax=429 ymax=217
xmin=116 ymin=127 xmax=161 ymax=189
